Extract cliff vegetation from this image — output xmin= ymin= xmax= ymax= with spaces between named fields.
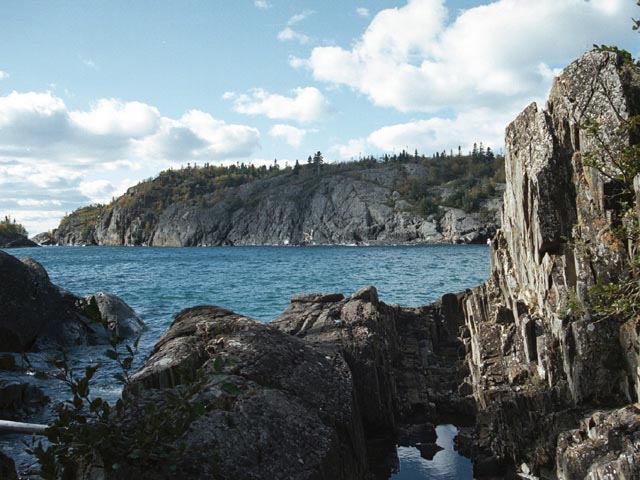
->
xmin=52 ymin=148 xmax=504 ymax=246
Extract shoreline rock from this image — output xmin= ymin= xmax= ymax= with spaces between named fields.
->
xmin=0 ymin=250 xmax=144 ymax=352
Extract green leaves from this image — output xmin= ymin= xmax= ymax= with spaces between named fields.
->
xmin=29 ymin=334 xmax=212 ymax=478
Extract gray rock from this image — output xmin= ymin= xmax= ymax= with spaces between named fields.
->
xmin=0 ymin=379 xmax=48 ymax=417
xmin=0 ymin=231 xmax=38 ymax=248
xmin=31 ymin=231 xmax=57 ymax=246
xmin=556 ymin=406 xmax=640 ymax=480
xmin=456 ymin=50 xmax=640 ymax=476
xmin=55 ymin=163 xmax=502 ymax=247
xmin=0 ymin=251 xmax=142 ymax=351
xmin=122 ymin=306 xmax=369 ymax=480
xmin=80 ymin=292 xmax=146 ymax=338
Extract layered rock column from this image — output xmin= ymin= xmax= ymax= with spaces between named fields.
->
xmin=460 ymin=50 xmax=640 ymax=476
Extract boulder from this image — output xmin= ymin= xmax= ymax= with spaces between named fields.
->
xmin=0 ymin=250 xmax=144 ymax=352
xmin=122 ymin=306 xmax=369 ymax=480
xmin=80 ymin=292 xmax=145 ymax=338
xmin=0 ymin=380 xmax=48 ymax=418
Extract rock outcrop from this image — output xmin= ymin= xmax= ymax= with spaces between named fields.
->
xmin=0 ymin=250 xmax=144 ymax=352
xmin=0 ymin=451 xmax=18 ymax=480
xmin=123 ymin=305 xmax=370 ymax=480
xmin=110 ymin=288 xmax=473 ymax=479
xmin=457 ymin=50 xmax=640 ymax=477
xmin=31 ymin=232 xmax=57 ymax=246
xmin=0 ymin=231 xmax=37 ymax=248
xmin=54 ymin=162 xmax=502 ymax=247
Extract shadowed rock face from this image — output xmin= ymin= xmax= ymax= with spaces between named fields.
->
xmin=457 ymin=50 xmax=640 ymax=477
xmin=0 ymin=250 xmax=144 ymax=352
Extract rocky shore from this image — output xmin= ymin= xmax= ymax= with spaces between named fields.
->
xmin=101 ymin=50 xmax=639 ymax=479
xmin=0 ymin=250 xmax=144 ymax=352
xmin=2 ymin=49 xmax=639 ymax=479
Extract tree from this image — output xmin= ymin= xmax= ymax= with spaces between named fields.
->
xmin=312 ymin=151 xmax=323 ymax=174
xmin=293 ymin=159 xmax=301 ymax=176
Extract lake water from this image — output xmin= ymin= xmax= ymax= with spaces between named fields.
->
xmin=1 ymin=245 xmax=488 ymax=478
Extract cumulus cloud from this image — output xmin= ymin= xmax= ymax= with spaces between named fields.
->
xmin=254 ymin=0 xmax=271 ymax=9
xmin=356 ymin=7 xmax=370 ymax=18
xmin=333 ymin=108 xmax=513 ymax=160
xmin=0 ymin=91 xmax=260 ymax=164
xmin=269 ymin=124 xmax=308 ymax=147
xmin=0 ymin=90 xmax=262 ymax=233
xmin=226 ymin=87 xmax=333 ymax=123
xmin=0 ymin=71 xmax=9 ymax=80
xmin=132 ymin=110 xmax=260 ymax=161
xmin=69 ymin=99 xmax=160 ymax=137
xmin=302 ymin=0 xmax=638 ymax=113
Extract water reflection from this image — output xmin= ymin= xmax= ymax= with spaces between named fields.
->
xmin=391 ymin=424 xmax=473 ymax=480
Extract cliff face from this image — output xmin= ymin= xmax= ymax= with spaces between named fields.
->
xmin=53 ymin=162 xmax=502 ymax=246
xmin=460 ymin=50 xmax=640 ymax=477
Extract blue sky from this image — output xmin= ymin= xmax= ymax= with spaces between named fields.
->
xmin=0 ymin=0 xmax=638 ymax=234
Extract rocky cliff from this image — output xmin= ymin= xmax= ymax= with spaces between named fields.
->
xmin=458 ymin=50 xmax=640 ymax=477
xmin=52 ymin=159 xmax=503 ymax=247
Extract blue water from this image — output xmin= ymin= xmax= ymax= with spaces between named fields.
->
xmin=1 ymin=245 xmax=487 ymax=478
xmin=392 ymin=425 xmax=474 ymax=480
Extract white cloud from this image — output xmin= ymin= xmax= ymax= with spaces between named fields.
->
xmin=0 ymin=71 xmax=9 ymax=80
xmin=333 ymin=138 xmax=368 ymax=160
xmin=278 ymin=10 xmax=313 ymax=45
xmin=333 ymin=108 xmax=513 ymax=160
xmin=287 ymin=10 xmax=313 ymax=26
xmin=356 ymin=7 xmax=370 ymax=18
xmin=302 ymin=0 xmax=638 ymax=113
xmin=269 ymin=124 xmax=308 ymax=147
xmin=0 ymin=90 xmax=263 ymax=233
xmin=227 ymin=87 xmax=333 ymax=123
xmin=131 ymin=110 xmax=260 ymax=161
xmin=14 ymin=199 xmax=63 ymax=207
xmin=78 ymin=179 xmax=115 ymax=202
xmin=69 ymin=99 xmax=160 ymax=137
xmin=277 ymin=27 xmax=310 ymax=45
xmin=0 ymin=91 xmax=261 ymax=164
xmin=254 ymin=0 xmax=271 ymax=9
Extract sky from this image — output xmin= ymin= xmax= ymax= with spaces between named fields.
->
xmin=0 ymin=0 xmax=638 ymax=235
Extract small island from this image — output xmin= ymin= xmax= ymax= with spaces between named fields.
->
xmin=0 ymin=216 xmax=37 ymax=249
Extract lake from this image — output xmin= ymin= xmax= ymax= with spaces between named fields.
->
xmin=1 ymin=244 xmax=489 ymax=478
